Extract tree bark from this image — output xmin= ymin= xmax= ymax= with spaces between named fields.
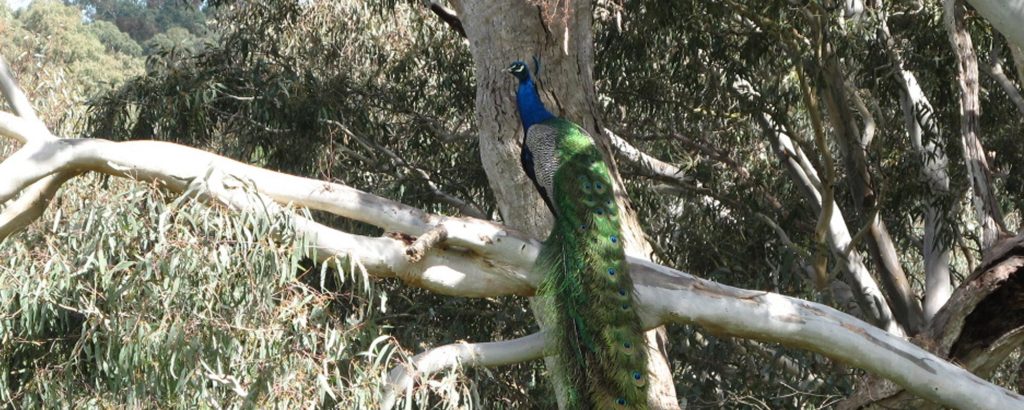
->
xmin=877 ymin=17 xmax=955 ymax=322
xmin=3 ymin=111 xmax=1024 ymax=410
xmin=840 ymin=235 xmax=1024 ymax=409
xmin=450 ymin=1 xmax=678 ymax=408
xmin=748 ymin=102 xmax=903 ymax=335
xmin=818 ymin=49 xmax=924 ymax=333
xmin=963 ymin=0 xmax=1024 ymax=48
xmin=943 ymin=0 xmax=1007 ymax=251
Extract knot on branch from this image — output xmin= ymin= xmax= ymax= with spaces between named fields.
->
xmin=404 ymin=225 xmax=449 ymax=263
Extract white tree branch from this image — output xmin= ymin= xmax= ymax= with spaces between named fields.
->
xmin=963 ymin=0 xmax=1024 ymax=48
xmin=0 ymin=172 xmax=76 ymax=241
xmin=878 ymin=15 xmax=955 ymax=322
xmin=757 ymin=110 xmax=903 ymax=336
xmin=0 ymin=123 xmax=536 ymax=297
xmin=0 ymin=56 xmax=41 ymax=124
xmin=381 ymin=333 xmax=546 ymax=410
xmin=605 ymin=128 xmax=691 ymax=186
xmin=2 ymin=112 xmax=1023 ymax=409
xmin=980 ymin=56 xmax=1024 ymax=115
xmin=637 ymin=259 xmax=1024 ymax=410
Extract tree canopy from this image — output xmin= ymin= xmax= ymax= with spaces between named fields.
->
xmin=2 ymin=0 xmax=1024 ymax=408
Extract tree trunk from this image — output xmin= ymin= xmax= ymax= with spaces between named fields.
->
xmin=877 ymin=17 xmax=955 ymax=322
xmin=943 ymin=0 xmax=1007 ymax=250
xmin=818 ymin=49 xmax=924 ymax=333
xmin=451 ymin=1 xmax=679 ymax=408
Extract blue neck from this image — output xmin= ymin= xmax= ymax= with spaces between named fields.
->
xmin=515 ymin=77 xmax=555 ymax=131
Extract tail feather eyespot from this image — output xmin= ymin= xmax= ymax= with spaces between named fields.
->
xmin=632 ymin=370 xmax=646 ymax=387
xmin=620 ymin=340 xmax=635 ymax=356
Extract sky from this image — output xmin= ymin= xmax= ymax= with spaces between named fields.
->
xmin=6 ymin=0 xmax=31 ymax=11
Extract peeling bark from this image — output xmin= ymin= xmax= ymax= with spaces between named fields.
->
xmin=943 ymin=0 xmax=1007 ymax=251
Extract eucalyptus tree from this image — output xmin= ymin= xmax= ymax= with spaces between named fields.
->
xmin=2 ymin=0 xmax=1024 ymax=408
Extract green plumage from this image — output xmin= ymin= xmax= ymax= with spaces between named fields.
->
xmin=534 ymin=118 xmax=649 ymax=409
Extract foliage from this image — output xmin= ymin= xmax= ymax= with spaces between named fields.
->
xmin=0 ymin=176 xmax=398 ymax=407
xmin=4 ymin=0 xmax=1024 ymax=407
xmin=13 ymin=0 xmax=544 ymax=407
xmin=88 ymin=19 xmax=144 ymax=57
xmin=594 ymin=0 xmax=1023 ymax=404
xmin=67 ymin=0 xmax=208 ymax=43
xmin=143 ymin=25 xmax=203 ymax=55
xmin=0 ymin=0 xmax=143 ymax=133
xmin=87 ymin=0 xmax=489 ymax=220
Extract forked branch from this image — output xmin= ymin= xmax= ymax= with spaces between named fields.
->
xmin=2 ymin=66 xmax=1023 ymax=410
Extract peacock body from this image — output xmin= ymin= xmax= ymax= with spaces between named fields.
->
xmin=507 ymin=60 xmax=648 ymax=409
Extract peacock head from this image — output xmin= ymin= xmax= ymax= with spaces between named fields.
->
xmin=506 ymin=61 xmax=531 ymax=82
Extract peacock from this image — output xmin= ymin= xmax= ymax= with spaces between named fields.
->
xmin=507 ymin=60 xmax=649 ymax=409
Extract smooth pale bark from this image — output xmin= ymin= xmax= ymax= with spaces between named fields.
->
xmin=0 ymin=57 xmax=41 ymax=124
xmin=963 ymin=0 xmax=1024 ymax=48
xmin=382 ymin=333 xmax=547 ymax=410
xmin=751 ymin=108 xmax=903 ymax=335
xmin=878 ymin=16 xmax=954 ymax=322
xmin=606 ymin=128 xmax=691 ymax=187
xmin=641 ymin=257 xmax=1024 ymax=410
xmin=842 ymin=239 xmax=1024 ymax=409
xmin=0 ymin=172 xmax=76 ymax=240
xmin=3 ymin=117 xmax=1024 ymax=408
xmin=452 ymin=1 xmax=678 ymax=407
xmin=819 ymin=52 xmax=923 ymax=333
xmin=904 ymin=87 xmax=954 ymax=322
xmin=980 ymin=56 xmax=1024 ymax=115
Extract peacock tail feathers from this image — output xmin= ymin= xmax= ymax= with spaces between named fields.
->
xmin=532 ymin=119 xmax=650 ymax=410
xmin=508 ymin=60 xmax=648 ymax=409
